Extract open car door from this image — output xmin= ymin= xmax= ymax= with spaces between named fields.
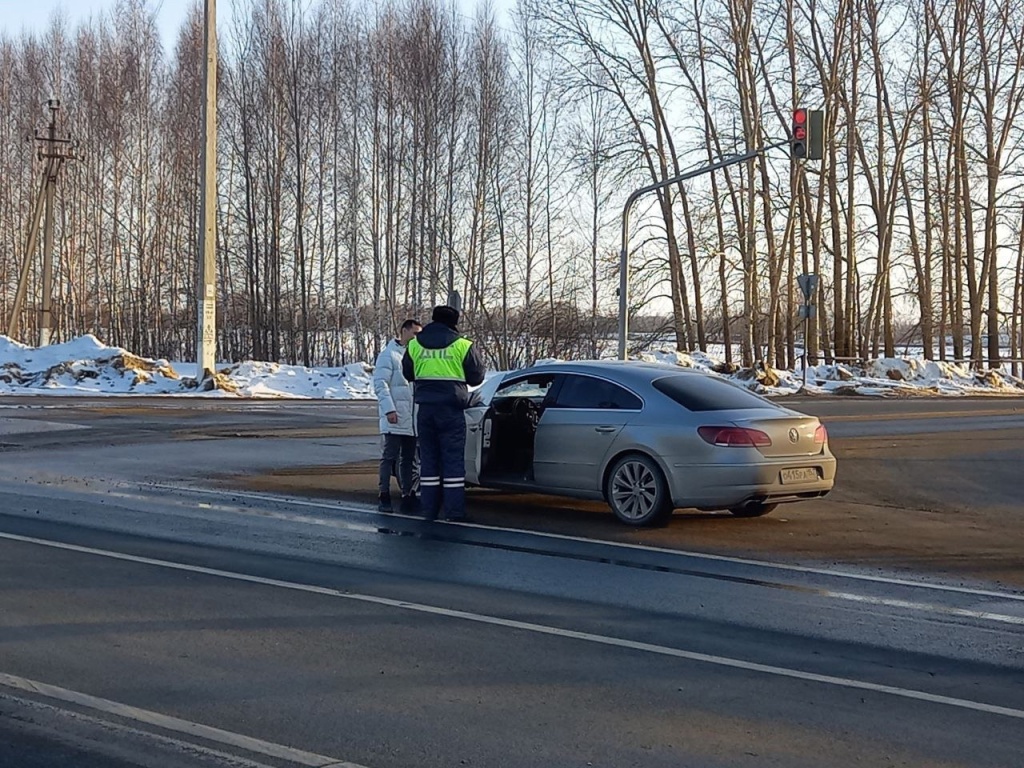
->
xmin=464 ymin=403 xmax=489 ymax=485
xmin=463 ymin=373 xmax=505 ymax=485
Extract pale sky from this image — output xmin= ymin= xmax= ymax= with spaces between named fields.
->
xmin=0 ymin=0 xmax=206 ymax=51
xmin=0 ymin=0 xmax=506 ymax=53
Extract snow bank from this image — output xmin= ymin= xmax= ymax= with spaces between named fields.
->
xmin=2 ymin=334 xmax=1023 ymax=399
xmin=0 ymin=334 xmax=183 ymax=395
xmin=214 ymin=360 xmax=374 ymax=399
xmin=636 ymin=348 xmax=1024 ymax=397
xmin=0 ymin=335 xmax=373 ymax=399
xmin=785 ymin=357 xmax=1024 ymax=396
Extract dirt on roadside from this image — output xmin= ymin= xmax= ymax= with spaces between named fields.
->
xmin=229 ymin=428 xmax=1024 ymax=589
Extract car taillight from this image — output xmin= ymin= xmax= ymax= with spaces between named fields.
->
xmin=698 ymin=426 xmax=772 ymax=448
xmin=814 ymin=424 xmax=827 ymax=444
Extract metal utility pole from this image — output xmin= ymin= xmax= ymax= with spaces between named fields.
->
xmin=447 ymin=247 xmax=458 ymax=311
xmin=797 ymin=273 xmax=818 ymax=387
xmin=196 ymin=0 xmax=218 ymax=381
xmin=7 ymin=99 xmax=78 ymax=344
xmin=617 ymin=140 xmax=788 ymax=360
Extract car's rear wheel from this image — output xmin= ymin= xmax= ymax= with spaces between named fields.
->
xmin=606 ymin=454 xmax=673 ymax=527
xmin=729 ymin=502 xmax=778 ymax=518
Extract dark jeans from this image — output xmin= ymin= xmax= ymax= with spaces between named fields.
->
xmin=378 ymin=433 xmax=419 ymax=496
xmin=417 ymin=404 xmax=467 ymax=519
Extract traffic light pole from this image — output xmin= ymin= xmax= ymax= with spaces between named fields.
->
xmin=617 ymin=139 xmax=789 ymax=360
xmin=797 ymin=274 xmax=818 ymax=388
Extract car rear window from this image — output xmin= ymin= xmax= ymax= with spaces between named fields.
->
xmin=652 ymin=374 xmax=770 ymax=411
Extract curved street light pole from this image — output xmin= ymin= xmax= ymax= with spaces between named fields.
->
xmin=617 ymin=140 xmax=789 ymax=360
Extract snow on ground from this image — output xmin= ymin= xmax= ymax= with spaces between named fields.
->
xmin=214 ymin=360 xmax=375 ymax=399
xmin=642 ymin=349 xmax=1024 ymax=396
xmin=0 ymin=335 xmax=185 ymax=396
xmin=0 ymin=334 xmax=373 ymax=399
xmin=2 ymin=334 xmax=1023 ymax=399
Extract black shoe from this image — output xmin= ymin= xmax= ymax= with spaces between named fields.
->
xmin=442 ymin=513 xmax=470 ymax=523
xmin=399 ymin=495 xmax=419 ymax=515
xmin=377 ymin=492 xmax=392 ymax=512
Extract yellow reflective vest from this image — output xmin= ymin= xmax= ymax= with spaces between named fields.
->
xmin=406 ymin=337 xmax=473 ymax=381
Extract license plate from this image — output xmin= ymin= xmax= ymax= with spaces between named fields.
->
xmin=780 ymin=467 xmax=818 ymax=484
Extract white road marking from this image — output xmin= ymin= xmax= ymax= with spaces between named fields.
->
xmin=150 ymin=483 xmax=1024 ymax=603
xmin=0 ymin=417 xmax=90 ymax=435
xmin=2 ymin=530 xmax=1023 ymax=722
xmin=0 ymin=672 xmax=366 ymax=768
xmin=100 ymin=486 xmax=1024 ymax=627
xmin=1 ymin=691 xmax=293 ymax=768
xmin=5 ymin=480 xmax=1024 ymax=626
xmin=827 ymin=592 xmax=1024 ymax=626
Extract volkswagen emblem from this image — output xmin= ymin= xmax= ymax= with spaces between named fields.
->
xmin=788 ymin=428 xmax=800 ymax=444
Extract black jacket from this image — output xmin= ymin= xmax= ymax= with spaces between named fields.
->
xmin=402 ymin=321 xmax=486 ymax=408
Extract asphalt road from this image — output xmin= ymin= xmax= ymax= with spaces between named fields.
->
xmin=1 ymin=395 xmax=1023 ymax=766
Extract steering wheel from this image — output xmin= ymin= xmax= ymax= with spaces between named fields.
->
xmin=512 ymin=397 xmax=541 ymax=428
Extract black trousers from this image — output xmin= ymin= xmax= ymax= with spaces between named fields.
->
xmin=416 ymin=404 xmax=467 ymax=519
xmin=378 ymin=433 xmax=419 ymax=496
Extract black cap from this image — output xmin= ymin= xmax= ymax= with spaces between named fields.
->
xmin=432 ymin=305 xmax=460 ymax=328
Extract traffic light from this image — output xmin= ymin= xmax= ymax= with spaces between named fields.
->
xmin=791 ymin=108 xmax=808 ymax=158
xmin=791 ymin=108 xmax=825 ymax=161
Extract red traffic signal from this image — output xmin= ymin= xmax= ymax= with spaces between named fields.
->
xmin=791 ymin=109 xmax=807 ymax=158
xmin=791 ymin=108 xmax=824 ymax=161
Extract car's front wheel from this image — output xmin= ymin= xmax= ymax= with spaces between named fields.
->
xmin=605 ymin=454 xmax=673 ymax=527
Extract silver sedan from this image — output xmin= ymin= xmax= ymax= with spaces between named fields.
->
xmin=464 ymin=361 xmax=836 ymax=526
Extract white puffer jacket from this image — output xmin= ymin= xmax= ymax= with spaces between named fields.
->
xmin=373 ymin=339 xmax=416 ymax=436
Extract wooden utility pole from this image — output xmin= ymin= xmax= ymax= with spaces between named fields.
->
xmin=7 ymin=99 xmax=78 ymax=344
xmin=196 ymin=0 xmax=218 ymax=380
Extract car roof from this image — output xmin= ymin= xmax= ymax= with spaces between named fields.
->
xmin=516 ymin=360 xmax=709 ymax=385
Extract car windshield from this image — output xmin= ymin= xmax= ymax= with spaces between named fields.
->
xmin=469 ymin=373 xmax=508 ymax=407
xmin=652 ymin=374 xmax=772 ymax=411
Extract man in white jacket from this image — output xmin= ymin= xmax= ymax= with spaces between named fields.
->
xmin=373 ymin=319 xmax=422 ymax=513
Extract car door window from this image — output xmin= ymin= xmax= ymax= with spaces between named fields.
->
xmin=552 ymin=375 xmax=642 ymax=410
xmin=493 ymin=374 xmax=557 ymax=401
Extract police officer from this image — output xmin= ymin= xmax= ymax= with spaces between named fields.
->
xmin=402 ymin=305 xmax=486 ymax=521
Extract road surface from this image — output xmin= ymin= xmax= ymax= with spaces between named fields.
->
xmin=1 ymin=395 xmax=1022 ymax=766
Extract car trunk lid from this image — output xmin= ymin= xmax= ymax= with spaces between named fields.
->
xmin=727 ymin=410 xmax=825 ymax=458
